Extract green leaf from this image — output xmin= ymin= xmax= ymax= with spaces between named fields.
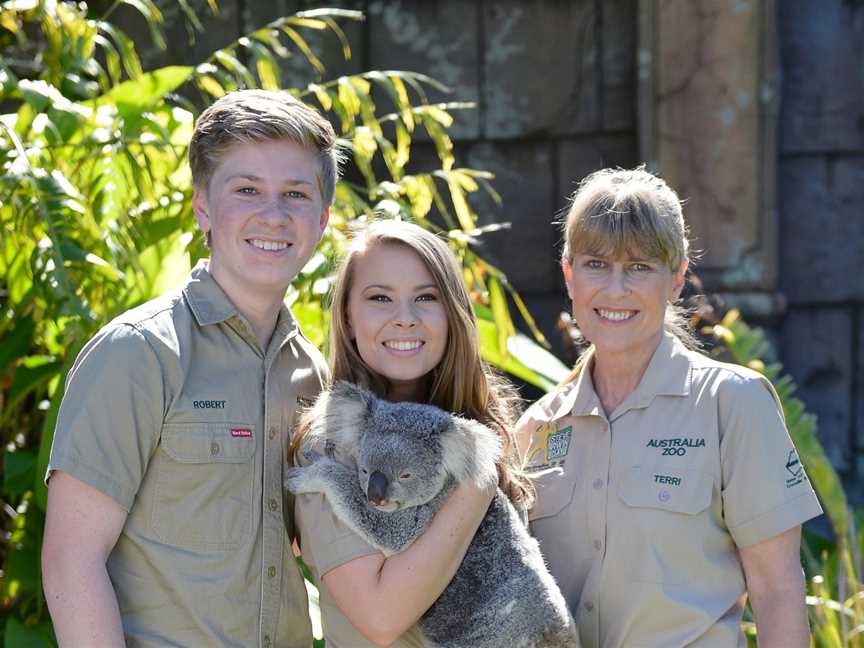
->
xmin=3 ymin=449 xmax=37 ymax=497
xmin=105 ymin=66 xmax=194 ymax=121
xmin=0 ymin=314 xmax=35 ymax=378
xmin=3 ymin=615 xmax=55 ymax=648
xmin=6 ymin=356 xmax=63 ymax=415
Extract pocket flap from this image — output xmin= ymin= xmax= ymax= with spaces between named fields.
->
xmin=528 ymin=466 xmax=578 ymax=521
xmin=161 ymin=423 xmax=256 ymax=463
xmin=618 ymin=465 xmax=713 ymax=515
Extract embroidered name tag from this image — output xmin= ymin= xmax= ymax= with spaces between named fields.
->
xmin=231 ymin=428 xmax=253 ymax=438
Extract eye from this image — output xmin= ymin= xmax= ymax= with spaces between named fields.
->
xmin=236 ymin=186 xmax=257 ymax=195
xmin=360 ymin=468 xmax=368 ymax=475
xmin=630 ymin=262 xmax=654 ymax=273
xmin=369 ymin=294 xmax=391 ymax=303
xmin=399 ymin=472 xmax=412 ymax=480
xmin=285 ymin=190 xmax=308 ymax=199
xmin=585 ymin=259 xmax=605 ymax=270
xmin=416 ymin=293 xmax=437 ymax=302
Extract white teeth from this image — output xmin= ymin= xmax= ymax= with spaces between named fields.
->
xmin=384 ymin=340 xmax=423 ymax=351
xmin=249 ymin=239 xmax=289 ymax=251
xmin=597 ymin=309 xmax=636 ymax=321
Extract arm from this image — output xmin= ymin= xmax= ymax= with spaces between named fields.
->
xmin=42 ymin=471 xmax=128 ymax=648
xmin=739 ymin=526 xmax=810 ymax=648
xmin=322 ymin=480 xmax=494 ymax=646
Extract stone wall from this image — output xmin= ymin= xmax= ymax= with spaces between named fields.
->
xmin=778 ymin=0 xmax=864 ymax=498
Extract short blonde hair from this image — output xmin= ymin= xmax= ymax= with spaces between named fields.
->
xmin=189 ymin=89 xmax=343 ymax=205
xmin=562 ymin=166 xmax=690 ymax=271
xmin=320 ymin=219 xmax=533 ymax=508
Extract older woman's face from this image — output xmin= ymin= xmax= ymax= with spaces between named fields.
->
xmin=563 ymin=252 xmax=687 ymax=358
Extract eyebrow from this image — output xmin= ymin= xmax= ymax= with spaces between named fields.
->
xmin=224 ymin=174 xmax=314 ymax=186
xmin=362 ymin=283 xmax=439 ymax=291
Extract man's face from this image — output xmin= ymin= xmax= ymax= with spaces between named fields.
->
xmin=192 ymin=139 xmax=329 ymax=305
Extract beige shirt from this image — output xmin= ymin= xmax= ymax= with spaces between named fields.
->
xmin=294 ymin=438 xmax=428 ymax=648
xmin=518 ymin=332 xmax=822 ymax=648
xmin=47 ymin=262 xmax=327 ymax=648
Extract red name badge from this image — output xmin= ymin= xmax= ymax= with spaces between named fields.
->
xmin=231 ymin=428 xmax=253 ymax=438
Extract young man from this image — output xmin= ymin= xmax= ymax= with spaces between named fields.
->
xmin=41 ymin=89 xmax=341 ymax=647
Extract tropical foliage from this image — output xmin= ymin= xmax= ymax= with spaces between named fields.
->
xmin=0 ymin=2 xmax=566 ymax=644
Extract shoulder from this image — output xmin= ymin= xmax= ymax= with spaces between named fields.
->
xmin=517 ymin=382 xmax=578 ymax=429
xmin=682 ymin=348 xmax=782 ymax=415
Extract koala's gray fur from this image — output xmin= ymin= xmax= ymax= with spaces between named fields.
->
xmin=286 ymin=381 xmax=579 ymax=648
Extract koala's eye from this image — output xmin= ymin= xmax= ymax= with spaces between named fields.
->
xmin=399 ymin=472 xmax=412 ymax=480
xmin=360 ymin=468 xmax=368 ymax=475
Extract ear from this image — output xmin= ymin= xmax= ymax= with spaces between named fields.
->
xmin=313 ymin=381 xmax=374 ymax=454
xmin=670 ymin=259 xmax=689 ymax=301
xmin=561 ymin=258 xmax=575 ymax=300
xmin=192 ymin=188 xmax=210 ymax=234
xmin=319 ymin=206 xmax=330 ymax=233
xmin=440 ymin=416 xmax=501 ymax=488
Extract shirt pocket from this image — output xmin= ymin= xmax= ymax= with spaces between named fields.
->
xmin=152 ymin=423 xmax=256 ymax=550
xmin=616 ymin=465 xmax=715 ymax=584
xmin=528 ymin=466 xmax=578 ymax=522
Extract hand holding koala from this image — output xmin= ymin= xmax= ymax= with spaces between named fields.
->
xmin=286 ymin=381 xmax=579 ymax=648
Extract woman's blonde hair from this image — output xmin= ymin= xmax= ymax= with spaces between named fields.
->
xmin=561 ymin=166 xmax=698 ymax=382
xmin=294 ymin=219 xmax=533 ymax=508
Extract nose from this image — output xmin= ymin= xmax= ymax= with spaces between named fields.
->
xmin=366 ymin=471 xmax=389 ymax=505
xmin=605 ymin=265 xmax=630 ymax=297
xmin=393 ymin=300 xmax=418 ymax=327
xmin=257 ymin=195 xmax=291 ymax=222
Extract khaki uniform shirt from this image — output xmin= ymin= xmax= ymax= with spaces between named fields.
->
xmin=518 ymin=332 xmax=822 ymax=648
xmin=294 ymin=438 xmax=428 ymax=648
xmin=47 ymin=262 xmax=327 ymax=648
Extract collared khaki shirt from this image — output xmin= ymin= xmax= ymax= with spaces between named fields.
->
xmin=518 ymin=332 xmax=822 ymax=648
xmin=294 ymin=438 xmax=428 ymax=648
xmin=48 ymin=262 xmax=327 ymax=648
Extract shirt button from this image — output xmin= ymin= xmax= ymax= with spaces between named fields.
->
xmin=269 ymin=498 xmax=279 ymax=512
xmin=584 ymin=600 xmax=594 ymax=612
xmin=263 ymin=636 xmax=271 ymax=648
xmin=593 ymin=539 xmax=602 ymax=550
xmin=210 ymin=442 xmax=220 ymax=456
xmin=268 ymin=565 xmax=276 ymax=578
xmin=269 ymin=427 xmax=277 ymax=440
xmin=592 ymin=478 xmax=604 ymax=489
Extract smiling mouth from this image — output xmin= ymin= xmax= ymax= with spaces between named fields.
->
xmin=248 ymin=238 xmax=291 ymax=252
xmin=383 ymin=340 xmax=424 ymax=351
xmin=596 ymin=308 xmax=637 ymax=322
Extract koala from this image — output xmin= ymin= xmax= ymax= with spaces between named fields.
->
xmin=286 ymin=381 xmax=580 ymax=648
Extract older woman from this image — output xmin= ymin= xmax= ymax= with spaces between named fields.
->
xmin=517 ymin=167 xmax=821 ymax=648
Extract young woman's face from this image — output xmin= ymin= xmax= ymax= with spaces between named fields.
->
xmin=347 ymin=243 xmax=449 ymax=402
xmin=563 ymin=251 xmax=687 ymax=359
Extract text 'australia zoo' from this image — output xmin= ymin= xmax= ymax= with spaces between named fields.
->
xmin=646 ymin=437 xmax=706 ymax=456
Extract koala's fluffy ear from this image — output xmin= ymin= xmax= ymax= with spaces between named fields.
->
xmin=303 ymin=381 xmax=373 ymax=455
xmin=440 ymin=417 xmax=502 ymax=488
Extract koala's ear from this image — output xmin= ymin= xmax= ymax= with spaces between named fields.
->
xmin=440 ymin=417 xmax=502 ymax=488
xmin=315 ymin=380 xmax=374 ymax=453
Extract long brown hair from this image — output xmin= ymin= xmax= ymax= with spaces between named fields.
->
xmin=291 ymin=220 xmax=533 ymax=508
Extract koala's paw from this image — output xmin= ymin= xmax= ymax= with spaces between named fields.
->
xmin=285 ymin=461 xmax=333 ymax=495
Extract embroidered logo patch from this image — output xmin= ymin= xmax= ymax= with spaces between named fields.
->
xmin=230 ymin=428 xmax=253 ymax=438
xmin=785 ymin=449 xmax=805 ymax=488
xmin=547 ymin=426 xmax=572 ymax=462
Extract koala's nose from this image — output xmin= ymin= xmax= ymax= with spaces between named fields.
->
xmin=367 ymin=471 xmax=389 ymax=505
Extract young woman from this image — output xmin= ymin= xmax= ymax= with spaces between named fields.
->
xmin=516 ymin=167 xmax=822 ymax=648
xmin=290 ymin=220 xmax=532 ymax=647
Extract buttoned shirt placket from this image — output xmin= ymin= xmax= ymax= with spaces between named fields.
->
xmin=225 ymin=313 xmax=294 ymax=648
xmin=577 ymin=405 xmax=611 ymax=648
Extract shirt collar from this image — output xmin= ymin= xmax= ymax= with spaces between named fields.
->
xmin=549 ymin=331 xmax=692 ymax=421
xmin=183 ymin=260 xmax=298 ymax=340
